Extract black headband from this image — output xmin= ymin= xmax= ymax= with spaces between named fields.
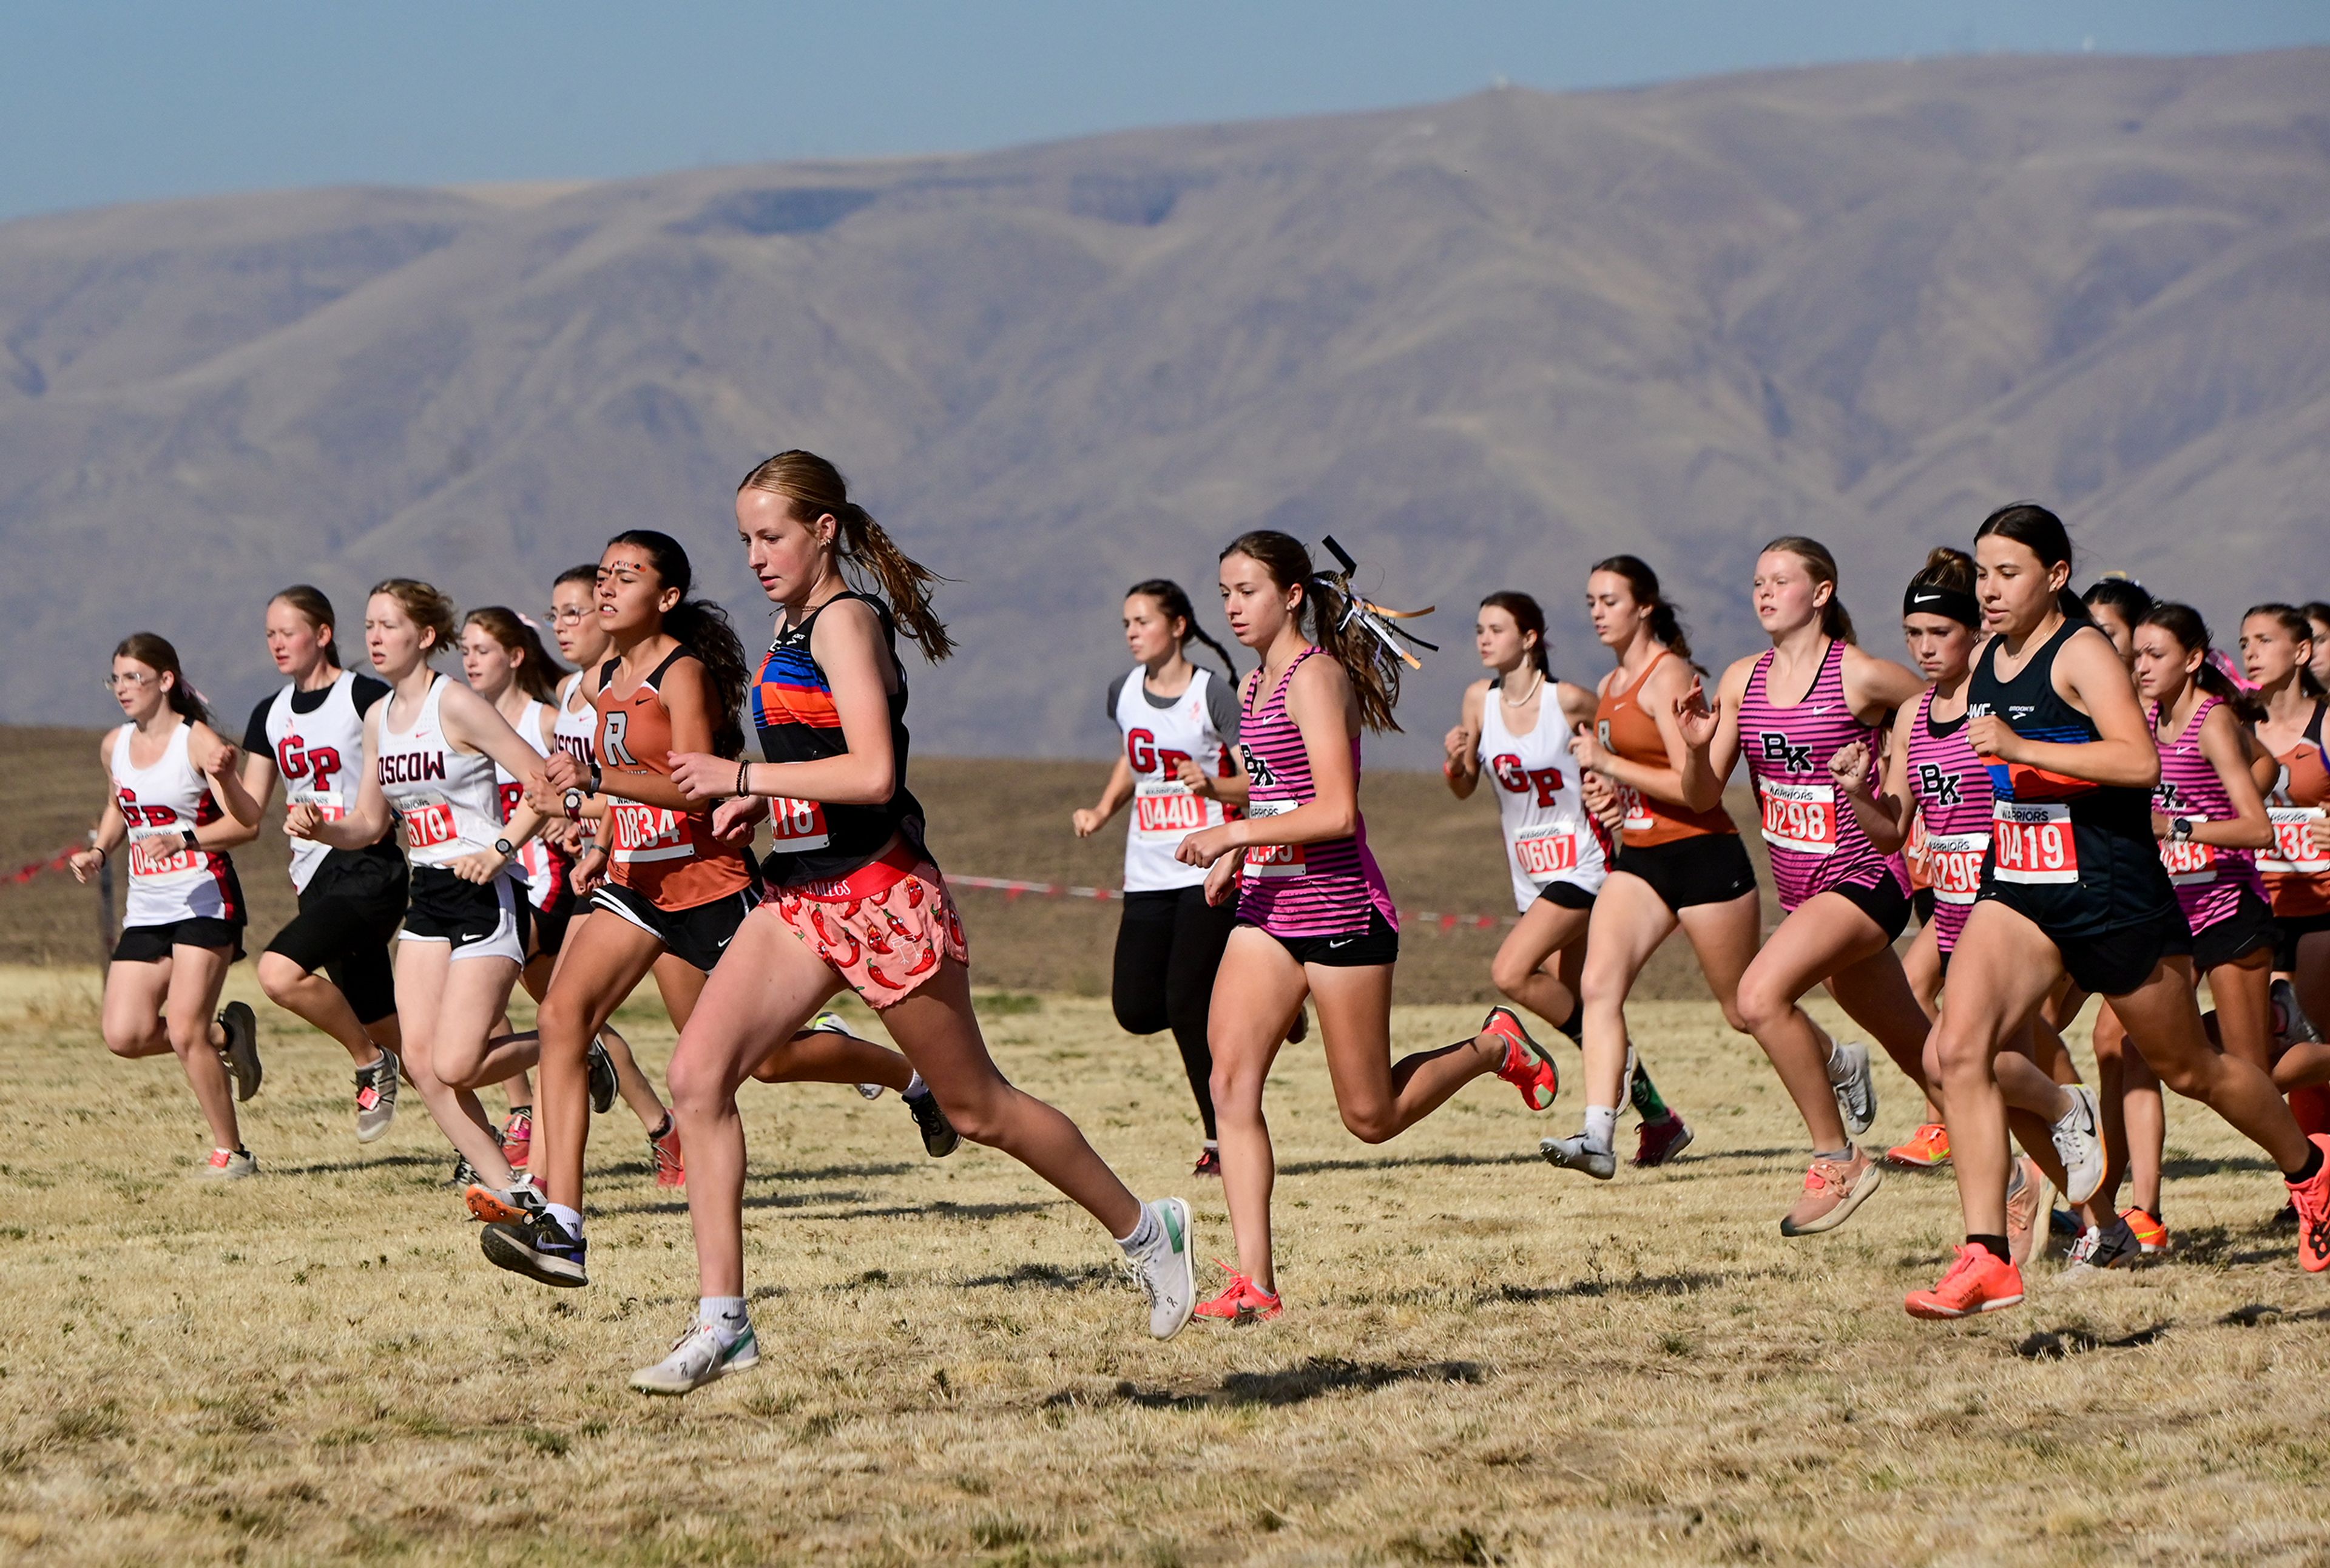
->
xmin=1903 ymin=584 xmax=1980 ymax=629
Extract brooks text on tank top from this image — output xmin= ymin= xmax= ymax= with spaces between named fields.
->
xmin=1905 ymin=688 xmax=1993 ymax=953
xmin=751 ymin=591 xmax=928 ymax=888
xmin=2261 ymin=700 xmax=2330 ymax=919
xmin=1233 ymin=647 xmax=1396 ymax=939
xmin=594 ymin=647 xmax=754 ymax=911
xmin=1595 ymin=648 xmax=1737 ymax=847
xmin=1477 ymin=678 xmax=1609 ymax=913
xmin=111 ymin=722 xmax=240 ymax=927
xmin=1737 ymin=638 xmax=1904 ymax=911
xmin=2150 ymin=693 xmax=2264 ymax=935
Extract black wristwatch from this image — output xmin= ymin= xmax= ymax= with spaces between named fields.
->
xmin=2170 ymin=817 xmax=2195 ymax=844
xmin=493 ymin=837 xmax=517 ymax=859
xmin=180 ymin=829 xmax=200 ymax=854
xmin=562 ymin=787 xmax=585 ymax=819
xmin=587 ymin=760 xmax=603 ymax=794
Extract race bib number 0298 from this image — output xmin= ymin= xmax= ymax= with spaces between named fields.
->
xmin=1759 ymin=780 xmax=1838 ymax=856
xmin=1991 ymin=801 xmax=2077 ymax=884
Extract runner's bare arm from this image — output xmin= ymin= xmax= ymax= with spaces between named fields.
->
xmin=289 ymin=707 xmax=393 ymax=848
xmin=2181 ymin=701 xmax=2274 ymax=850
xmin=1075 ymin=756 xmax=1136 ymax=837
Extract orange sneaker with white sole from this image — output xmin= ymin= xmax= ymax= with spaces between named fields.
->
xmin=1906 ymin=1243 xmax=2024 ymax=1320
xmin=1886 ymin=1122 xmax=1950 ymax=1168
xmin=1481 ymin=1007 xmax=1558 ymax=1112
xmin=1192 ymin=1263 xmax=1283 ymax=1323
xmin=2285 ymin=1134 xmax=2330 ymax=1273
xmin=1779 ymin=1146 xmax=1883 ymax=1236
xmin=2119 ymin=1205 xmax=2166 ymax=1254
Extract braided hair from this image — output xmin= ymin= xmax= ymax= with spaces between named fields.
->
xmin=1126 ymin=578 xmax=1239 ymax=681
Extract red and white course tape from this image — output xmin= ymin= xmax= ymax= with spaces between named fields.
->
xmin=947 ymin=874 xmax=1514 ymax=932
xmin=6 ymin=845 xmax=81 ymax=886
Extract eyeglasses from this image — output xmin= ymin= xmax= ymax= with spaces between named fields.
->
xmin=103 ymin=671 xmax=157 ymax=692
xmin=545 ymin=607 xmax=592 ymax=626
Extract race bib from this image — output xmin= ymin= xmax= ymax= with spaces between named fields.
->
xmin=765 ymin=796 xmax=831 ymax=853
xmin=1925 ymin=830 xmax=1989 ymax=904
xmin=2159 ymin=835 xmax=2218 ymax=885
xmin=1241 ymin=799 xmax=1306 ymax=880
xmin=286 ymin=787 xmax=346 ymax=822
xmin=1759 ymin=780 xmax=1838 ymax=857
xmin=1991 ymin=800 xmax=2078 ymax=884
xmin=1133 ymin=780 xmax=1211 ymax=837
xmin=1514 ymin=823 xmax=1581 ymax=882
xmin=126 ymin=828 xmax=200 ymax=880
xmin=609 ymin=801 xmax=697 ymax=863
xmin=403 ymin=801 xmax=458 ymax=851
xmin=2261 ymin=806 xmax=2329 ymax=875
xmin=1618 ymin=783 xmax=1655 ymax=836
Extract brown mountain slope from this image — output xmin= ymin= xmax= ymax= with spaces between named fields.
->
xmin=2 ymin=50 xmax=2325 ymax=762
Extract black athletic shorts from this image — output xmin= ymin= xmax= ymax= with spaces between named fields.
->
xmin=589 ymin=880 xmax=760 ymax=973
xmin=115 ymin=917 xmax=245 ymax=964
xmin=1610 ymin=834 xmax=1758 ymax=912
xmin=1913 ymin=888 xmax=1937 ymax=927
xmin=1827 ymin=873 xmax=1912 ymax=943
xmin=515 ymin=893 xmax=574 ymax=961
xmin=2050 ymin=908 xmax=2194 ymax=999
xmin=265 ymin=853 xmax=407 ymax=1024
xmin=1246 ymin=905 xmax=1400 ymax=968
xmin=401 ymin=867 xmax=525 ymax=962
xmin=2275 ymin=910 xmax=2330 ymax=973
xmin=2192 ymin=887 xmax=2279 ymax=974
xmin=1534 ymin=880 xmax=1596 ymax=912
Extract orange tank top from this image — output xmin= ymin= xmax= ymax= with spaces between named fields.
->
xmin=1595 ymin=647 xmax=1738 ymax=848
xmin=594 ymin=647 xmax=756 ymax=910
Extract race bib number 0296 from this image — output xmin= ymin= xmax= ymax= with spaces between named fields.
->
xmin=1924 ymin=831 xmax=1988 ymax=904
xmin=1991 ymin=801 xmax=2077 ymax=884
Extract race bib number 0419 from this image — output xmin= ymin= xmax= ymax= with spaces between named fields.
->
xmin=1991 ymin=801 xmax=2077 ymax=884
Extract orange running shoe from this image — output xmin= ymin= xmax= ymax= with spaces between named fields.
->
xmin=501 ymin=1107 xmax=533 ymax=1171
xmin=649 ymin=1115 xmax=686 ymax=1189
xmin=2119 ymin=1206 xmax=2167 ymax=1255
xmin=2285 ymin=1134 xmax=2330 ymax=1273
xmin=1906 ymin=1243 xmax=2024 ymax=1320
xmin=2005 ymin=1157 xmax=2047 ymax=1267
xmin=1779 ymin=1146 xmax=1883 ymax=1236
xmin=1481 ymin=1007 xmax=1558 ymax=1112
xmin=1192 ymin=1263 xmax=1283 ymax=1323
xmin=1887 ymin=1122 xmax=1950 ymax=1168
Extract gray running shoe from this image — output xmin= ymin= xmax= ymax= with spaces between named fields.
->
xmin=586 ymin=1037 xmax=617 ymax=1115
xmin=1541 ymin=1133 xmax=1617 ymax=1181
xmin=2062 ymin=1214 xmax=2145 ymax=1277
xmin=632 ymin=1321 xmax=760 ymax=1396
xmin=1826 ymin=1039 xmax=1876 ymax=1138
xmin=2050 ymin=1084 xmax=2105 ymax=1206
xmin=907 ymin=1089 xmax=960 ymax=1157
xmin=216 ymin=1001 xmax=262 ymax=1102
xmin=355 ymin=1049 xmax=400 ymax=1143
xmin=1125 ymin=1197 xmax=1196 ymax=1340
xmin=199 ymin=1147 xmax=257 ymax=1180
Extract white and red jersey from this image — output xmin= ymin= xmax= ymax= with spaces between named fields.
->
xmin=552 ymin=672 xmax=601 ymax=853
xmin=249 ymin=671 xmax=388 ymax=891
xmin=1113 ymin=666 xmax=1237 ymax=893
xmin=374 ymin=677 xmax=507 ymax=872
xmin=110 ymin=721 xmax=238 ymax=926
xmin=1477 ymin=680 xmax=1609 ymax=911
xmin=491 ymin=697 xmax=566 ymax=910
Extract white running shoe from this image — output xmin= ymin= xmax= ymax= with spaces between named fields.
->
xmin=1828 ymin=1040 xmax=1877 ymax=1138
xmin=1126 ymin=1197 xmax=1195 ymax=1340
xmin=354 ymin=1048 xmax=400 ymax=1143
xmin=1541 ymin=1134 xmax=1617 ymax=1181
xmin=630 ymin=1321 xmax=761 ymax=1396
xmin=198 ymin=1147 xmax=256 ymax=1180
xmin=797 ymin=1011 xmax=886 ymax=1098
xmin=2051 ymin=1084 xmax=2105 ymax=1206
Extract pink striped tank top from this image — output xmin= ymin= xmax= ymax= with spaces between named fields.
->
xmin=1738 ymin=638 xmax=1905 ymax=912
xmin=1234 ymin=647 xmax=1397 ymax=939
xmin=1904 ymin=686 xmax=1993 ymax=955
xmin=2151 ymin=693 xmax=2264 ymax=934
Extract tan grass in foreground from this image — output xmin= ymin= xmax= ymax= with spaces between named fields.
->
xmin=2 ymin=965 xmax=2328 ymax=1566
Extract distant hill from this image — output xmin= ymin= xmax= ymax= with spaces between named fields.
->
xmin=3 ymin=49 xmax=2326 ymax=763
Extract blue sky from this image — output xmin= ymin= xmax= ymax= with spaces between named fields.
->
xmin=4 ymin=1 xmax=2325 ymax=220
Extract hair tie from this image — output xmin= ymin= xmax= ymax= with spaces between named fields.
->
xmin=1318 ymin=536 xmax=1438 ymax=670
xmin=516 ymin=612 xmax=542 ymax=630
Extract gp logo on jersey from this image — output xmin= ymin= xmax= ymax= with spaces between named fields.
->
xmin=1125 ymin=728 xmax=1193 ymax=779
xmin=1491 ymin=754 xmax=1565 ymax=806
xmin=1914 ymin=765 xmax=1964 ymax=806
xmin=275 ymin=736 xmax=343 ymax=794
xmin=1757 ymin=733 xmax=1815 ymax=774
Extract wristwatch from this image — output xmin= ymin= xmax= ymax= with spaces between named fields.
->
xmin=2170 ymin=817 xmax=2194 ymax=843
xmin=180 ymin=829 xmax=200 ymax=854
xmin=562 ymin=787 xmax=585 ymax=819
xmin=493 ymin=837 xmax=517 ymax=859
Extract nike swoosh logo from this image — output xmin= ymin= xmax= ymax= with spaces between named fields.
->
xmin=1326 ymin=938 xmax=1355 ymax=949
xmin=1911 ymin=593 xmax=1942 ymax=605
xmin=1809 ymin=706 xmax=1832 ymax=715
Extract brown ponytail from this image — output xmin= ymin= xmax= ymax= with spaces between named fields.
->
xmin=112 ymin=632 xmax=209 ymax=725
xmin=1479 ymin=591 xmax=1552 ymax=677
xmin=2139 ymin=602 xmax=2260 ymax=722
xmin=1127 ymin=578 xmax=1239 ymax=682
xmin=1760 ymin=535 xmax=1855 ymax=644
xmin=462 ymin=607 xmax=569 ymax=703
xmin=368 ymin=578 xmax=459 ymax=656
xmin=1589 ymin=555 xmax=1692 ymax=662
xmin=738 ymin=450 xmax=953 ymax=661
xmin=1220 ymin=530 xmax=1401 ymax=733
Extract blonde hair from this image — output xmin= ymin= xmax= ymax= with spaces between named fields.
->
xmin=737 ymin=450 xmax=953 ymax=660
xmin=368 ymin=578 xmax=458 ymax=655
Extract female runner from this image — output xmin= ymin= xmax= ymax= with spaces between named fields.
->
xmin=628 ymin=453 xmax=1192 ymax=1391
xmin=481 ymin=531 xmax=942 ymax=1290
xmin=287 ymin=579 xmax=559 ymax=1223
xmin=72 ymin=634 xmax=266 ymax=1175
xmin=2246 ymin=604 xmax=2330 ymax=1091
xmin=2306 ymin=604 xmax=2330 ymax=695
xmin=1073 ymin=579 xmax=1250 ymax=1177
xmin=1907 ymin=504 xmax=2330 ymax=1319
xmin=235 ymin=587 xmax=407 ymax=1141
xmin=1676 ymin=538 xmax=1940 ymax=1234
xmin=1551 ymin=558 xmax=1759 ymax=1188
xmin=1442 ymin=590 xmax=1690 ymax=1164
xmin=1172 ymin=532 xmax=1561 ymax=1324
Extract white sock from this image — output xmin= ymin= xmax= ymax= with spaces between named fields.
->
xmin=1115 ymin=1203 xmax=1160 ymax=1252
xmin=546 ymin=1203 xmax=583 ymax=1237
xmin=904 ymin=1071 xmax=928 ymax=1099
xmin=697 ymin=1296 xmax=749 ymax=1344
xmin=1204 ymin=1139 xmax=1219 ymax=1152
xmin=1583 ymin=1105 xmax=1617 ymax=1153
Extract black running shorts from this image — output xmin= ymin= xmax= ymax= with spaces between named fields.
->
xmin=1534 ymin=880 xmax=1596 ymax=912
xmin=1245 ymin=905 xmax=1400 ymax=968
xmin=2192 ymin=888 xmax=2278 ymax=974
xmin=2275 ymin=910 xmax=2330 ymax=973
xmin=1610 ymin=834 xmax=1758 ymax=912
xmin=1828 ymin=873 xmax=1912 ymax=943
xmin=589 ymin=881 xmax=760 ymax=973
xmin=2050 ymin=908 xmax=2195 ymax=999
xmin=265 ymin=853 xmax=407 ymax=1024
xmin=115 ymin=917 xmax=245 ymax=964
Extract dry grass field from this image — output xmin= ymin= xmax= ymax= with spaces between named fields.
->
xmin=5 ymin=960 xmax=2330 ymax=1566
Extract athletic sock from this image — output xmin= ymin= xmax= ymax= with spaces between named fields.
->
xmin=1582 ymin=1105 xmax=1617 ymax=1154
xmin=1814 ymin=1147 xmax=1853 ymax=1164
xmin=1203 ymin=1139 xmax=1219 ymax=1152
xmin=2284 ymin=1142 xmax=2325 ymax=1186
xmin=1967 ymin=1234 xmax=2011 ymax=1263
xmin=1114 ymin=1203 xmax=1160 ymax=1253
xmin=903 ymin=1071 xmax=930 ymax=1100
xmin=1552 ymin=1001 xmax=1583 ymax=1044
xmin=546 ymin=1203 xmax=584 ymax=1239
xmin=1627 ymin=1065 xmax=1671 ymax=1123
xmin=697 ymin=1296 xmax=749 ymax=1346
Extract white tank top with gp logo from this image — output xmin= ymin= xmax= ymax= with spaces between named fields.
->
xmin=374 ymin=677 xmax=507 ymax=871
xmin=110 ymin=721 xmax=235 ymax=925
xmin=1113 ymin=666 xmax=1234 ymax=893
xmin=261 ymin=671 xmax=368 ymax=892
xmin=1477 ymin=678 xmax=1608 ymax=912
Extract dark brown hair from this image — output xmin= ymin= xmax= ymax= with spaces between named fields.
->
xmin=1977 ymin=502 xmax=2092 ymax=624
xmin=2242 ymin=603 xmax=2327 ymax=700
xmin=271 ymin=585 xmax=341 ymax=664
xmin=1127 ymin=578 xmax=1238 ymax=681
xmin=603 ymin=530 xmax=749 ymax=760
xmin=1759 ymin=535 xmax=1854 ymax=644
xmin=1587 ymin=555 xmax=1691 ymax=661
xmin=738 ymin=450 xmax=953 ymax=661
xmin=1479 ymin=591 xmax=1550 ymax=677
xmin=1220 ymin=530 xmax=1401 ymax=732
xmin=112 ymin=632 xmax=208 ymax=725
xmin=2138 ymin=602 xmax=2257 ymax=721
xmin=463 ymin=607 xmax=569 ymax=703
